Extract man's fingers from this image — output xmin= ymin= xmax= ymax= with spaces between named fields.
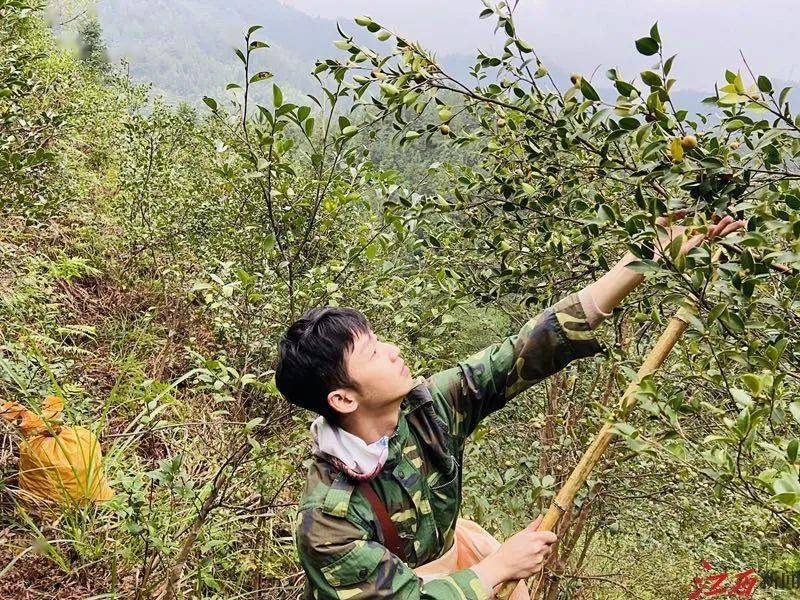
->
xmin=708 ymin=217 xmax=743 ymax=239
xmin=681 ymin=233 xmax=706 ymax=254
xmin=529 ymin=515 xmax=543 ymax=530
xmin=718 ymin=219 xmax=746 ymax=237
xmin=709 ymin=215 xmax=733 ymax=236
xmin=537 ymin=531 xmax=558 ymax=544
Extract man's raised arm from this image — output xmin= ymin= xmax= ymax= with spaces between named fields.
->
xmin=426 ymin=288 xmax=608 ymax=440
xmin=425 ymin=213 xmax=746 ymax=440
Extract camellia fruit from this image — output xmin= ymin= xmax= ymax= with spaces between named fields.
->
xmin=496 ymin=117 xmax=507 ymax=128
xmin=681 ymin=134 xmax=698 ymax=150
xmin=570 ymin=73 xmax=582 ymax=85
xmin=439 ymin=124 xmax=450 ymax=135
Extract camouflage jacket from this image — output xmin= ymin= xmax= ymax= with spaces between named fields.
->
xmin=295 ymin=292 xmax=605 ymax=599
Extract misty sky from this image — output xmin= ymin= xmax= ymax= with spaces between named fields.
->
xmin=280 ymin=0 xmax=799 ymax=91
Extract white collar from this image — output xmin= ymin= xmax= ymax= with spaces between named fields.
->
xmin=310 ymin=416 xmax=390 ymax=478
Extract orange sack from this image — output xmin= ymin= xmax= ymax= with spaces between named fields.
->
xmin=0 ymin=395 xmax=113 ymax=504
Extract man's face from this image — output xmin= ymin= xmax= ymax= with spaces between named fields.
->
xmin=337 ymin=328 xmax=416 ymax=415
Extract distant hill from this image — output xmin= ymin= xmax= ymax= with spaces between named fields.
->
xmin=96 ymin=0 xmax=796 ymax=117
xmin=96 ymin=0 xmax=361 ymax=103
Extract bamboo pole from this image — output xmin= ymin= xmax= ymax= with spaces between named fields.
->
xmin=496 ymin=247 xmax=723 ymax=599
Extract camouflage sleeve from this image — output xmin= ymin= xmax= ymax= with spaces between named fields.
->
xmin=297 ymin=507 xmax=489 ymax=599
xmin=428 ymin=291 xmax=605 ymax=439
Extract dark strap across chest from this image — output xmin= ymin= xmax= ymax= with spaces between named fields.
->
xmin=357 ymin=479 xmax=407 ymax=562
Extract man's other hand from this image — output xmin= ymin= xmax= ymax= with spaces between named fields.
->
xmin=472 ymin=515 xmax=557 ymax=592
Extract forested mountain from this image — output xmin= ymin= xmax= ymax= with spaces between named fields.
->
xmin=95 ymin=0 xmax=482 ymax=104
xmin=95 ymin=0 xmax=799 ymax=117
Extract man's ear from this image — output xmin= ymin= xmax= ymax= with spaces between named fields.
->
xmin=328 ymin=388 xmax=358 ymax=416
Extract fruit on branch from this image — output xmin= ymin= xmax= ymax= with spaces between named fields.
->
xmin=439 ymin=124 xmax=450 ymax=135
xmin=681 ymin=134 xmax=698 ymax=150
xmin=496 ymin=117 xmax=507 ymax=128
xmin=570 ymin=73 xmax=582 ymax=85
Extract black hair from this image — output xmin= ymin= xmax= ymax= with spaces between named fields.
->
xmin=275 ymin=306 xmax=372 ymax=422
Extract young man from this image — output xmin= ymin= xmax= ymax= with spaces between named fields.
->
xmin=276 ymin=215 xmax=744 ymax=599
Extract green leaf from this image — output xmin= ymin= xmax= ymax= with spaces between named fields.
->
xmin=707 ymin=302 xmax=727 ymax=322
xmin=772 ymin=472 xmax=800 ymax=506
xmin=779 ymin=86 xmax=792 ymax=107
xmin=354 ymin=15 xmax=374 ymax=27
xmin=773 ymin=492 xmax=800 ymax=507
xmin=757 ymin=75 xmax=773 ymax=93
xmin=663 ymin=54 xmax=677 ymax=77
xmin=735 ymin=406 xmax=751 ymax=436
xmin=273 ymin=84 xmax=283 ymax=107
xmin=615 ymin=80 xmax=636 ymax=97
xmin=619 ymin=117 xmax=639 ymax=130
xmin=597 ymin=204 xmax=614 ymax=222
xmin=245 ymin=417 xmax=263 ymax=432
xmin=249 ymin=71 xmax=273 ymax=83
xmin=635 ymin=37 xmax=659 ymax=56
xmin=649 ymin=22 xmax=661 ymax=44
xmin=247 ymin=25 xmax=263 ymax=37
xmin=580 ymin=78 xmax=600 ymax=101
xmin=625 ymin=260 xmax=661 ymax=273
xmin=699 ymin=157 xmax=724 ymax=169
xmin=640 ymin=70 xmax=662 ymax=87
xmin=733 ymin=72 xmax=746 ymax=94
xmin=788 ymin=401 xmax=800 ymax=425
xmin=788 ymin=439 xmax=799 ymax=464
xmin=341 ymin=126 xmax=358 ymax=136
xmin=611 ymin=422 xmax=637 ymax=437
xmin=670 ymin=138 xmax=684 ymax=161
xmin=741 ymin=373 xmax=762 ymax=396
xmin=516 ymin=39 xmax=533 ymax=53
xmin=665 ymin=442 xmax=685 ymax=460
xmin=718 ymin=93 xmax=749 ymax=105
xmin=379 ymin=82 xmax=399 ymax=96
xmin=730 ymin=388 xmax=752 ymax=407
xmin=202 ymin=96 xmax=218 ymax=111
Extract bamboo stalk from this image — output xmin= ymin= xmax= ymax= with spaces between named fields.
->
xmin=496 ymin=248 xmax=723 ymax=599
